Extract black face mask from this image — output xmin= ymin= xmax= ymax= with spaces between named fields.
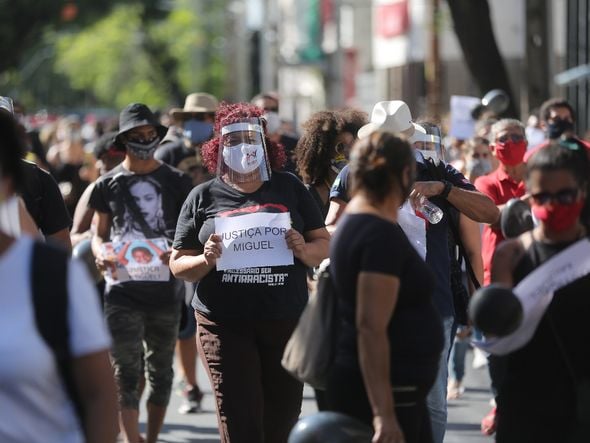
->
xmin=547 ymin=118 xmax=574 ymax=139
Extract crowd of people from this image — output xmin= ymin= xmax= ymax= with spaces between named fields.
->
xmin=1 ymin=89 xmax=589 ymax=443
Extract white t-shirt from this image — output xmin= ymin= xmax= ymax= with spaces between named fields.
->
xmin=0 ymin=196 xmax=20 ymax=237
xmin=0 ymin=236 xmax=110 ymax=443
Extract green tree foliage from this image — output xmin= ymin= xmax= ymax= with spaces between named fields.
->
xmin=0 ymin=0 xmax=227 ymax=110
xmin=54 ymin=4 xmax=171 ymax=108
xmin=54 ymin=1 xmax=227 ymax=109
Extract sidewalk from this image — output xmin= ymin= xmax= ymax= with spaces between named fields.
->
xmin=138 ymin=349 xmax=494 ymax=442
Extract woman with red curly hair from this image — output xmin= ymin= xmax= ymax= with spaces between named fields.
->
xmin=169 ymin=102 xmax=329 ymax=443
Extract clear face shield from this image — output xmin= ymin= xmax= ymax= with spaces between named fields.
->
xmin=411 ymin=123 xmax=443 ymax=164
xmin=217 ymin=117 xmax=271 ymax=183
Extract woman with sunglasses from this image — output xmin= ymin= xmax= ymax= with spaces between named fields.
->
xmin=489 ymin=141 xmax=590 ymax=442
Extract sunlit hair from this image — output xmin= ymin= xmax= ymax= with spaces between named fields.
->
xmin=350 ymin=131 xmax=414 ymax=203
xmin=296 ymin=108 xmax=367 ymax=185
xmin=526 ymin=140 xmax=590 ymax=190
xmin=200 ymin=102 xmax=285 ymax=174
xmin=490 ymin=118 xmax=525 ymax=143
xmin=295 ymin=111 xmax=344 ymax=185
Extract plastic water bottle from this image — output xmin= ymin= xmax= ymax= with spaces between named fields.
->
xmin=417 ymin=197 xmax=443 ymax=224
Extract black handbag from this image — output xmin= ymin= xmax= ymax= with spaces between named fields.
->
xmin=281 ymin=261 xmax=339 ymax=390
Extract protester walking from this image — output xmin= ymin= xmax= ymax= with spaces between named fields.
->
xmin=295 ymin=109 xmax=367 ymax=218
xmin=169 ymin=101 xmax=330 ymax=443
xmin=90 ymin=103 xmax=193 ymax=443
xmin=474 ymin=118 xmax=529 ymax=434
xmin=487 ymin=141 xmax=590 ymax=442
xmin=326 ymin=131 xmax=443 ymax=443
xmin=0 ymin=110 xmax=118 ymax=443
xmin=327 ymin=100 xmax=497 ymax=443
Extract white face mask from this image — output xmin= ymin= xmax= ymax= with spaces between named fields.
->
xmin=418 ymin=149 xmax=439 ymax=164
xmin=222 ymin=143 xmax=264 ymax=174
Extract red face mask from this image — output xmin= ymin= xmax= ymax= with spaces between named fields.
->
xmin=494 ymin=140 xmax=527 ymax=166
xmin=531 ymin=200 xmax=585 ymax=232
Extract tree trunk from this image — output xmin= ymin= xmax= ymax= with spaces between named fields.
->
xmin=446 ymin=0 xmax=519 ymax=117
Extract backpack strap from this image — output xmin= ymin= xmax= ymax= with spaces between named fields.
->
xmin=31 ymin=242 xmax=85 ymax=429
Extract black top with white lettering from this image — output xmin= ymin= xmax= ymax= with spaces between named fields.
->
xmin=173 ymin=171 xmax=325 ymax=320
xmin=89 ymin=163 xmax=193 ymax=310
xmin=330 ymin=213 xmax=444 ymax=384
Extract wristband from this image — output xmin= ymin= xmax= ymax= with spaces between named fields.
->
xmin=440 ymin=180 xmax=453 ymax=199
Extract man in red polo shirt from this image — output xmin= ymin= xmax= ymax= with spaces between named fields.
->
xmin=473 ymin=118 xmax=528 ymax=435
xmin=475 ymin=119 xmax=527 ymax=285
xmin=524 ymin=97 xmax=590 ymax=162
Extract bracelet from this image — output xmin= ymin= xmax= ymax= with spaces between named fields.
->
xmin=440 ymin=180 xmax=453 ymax=199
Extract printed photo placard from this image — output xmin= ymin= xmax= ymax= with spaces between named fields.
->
xmin=102 ymin=238 xmax=170 ymax=284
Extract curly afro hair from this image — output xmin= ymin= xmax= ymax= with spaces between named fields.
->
xmin=200 ymin=101 xmax=286 ymax=174
xmin=295 ymin=108 xmax=367 ymax=185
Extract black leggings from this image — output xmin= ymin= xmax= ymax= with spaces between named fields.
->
xmin=325 ymin=366 xmax=434 ymax=443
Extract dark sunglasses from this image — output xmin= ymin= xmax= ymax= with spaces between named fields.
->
xmin=497 ymin=133 xmax=525 ymax=143
xmin=472 ymin=152 xmax=489 ymax=159
xmin=531 ymin=188 xmax=580 ymax=205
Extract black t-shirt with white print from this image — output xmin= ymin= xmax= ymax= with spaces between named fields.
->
xmin=89 ymin=163 xmax=193 ymax=310
xmin=173 ymin=171 xmax=325 ymax=321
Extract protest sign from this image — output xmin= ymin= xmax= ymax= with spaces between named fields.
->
xmin=215 ymin=212 xmax=294 ymax=271
xmin=449 ymin=95 xmax=481 ymax=140
xmin=102 ymin=237 xmax=170 ymax=284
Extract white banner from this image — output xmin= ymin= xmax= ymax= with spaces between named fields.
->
xmin=474 ymin=238 xmax=590 ymax=355
xmin=449 ymin=95 xmax=481 ymax=140
xmin=215 ymin=212 xmax=294 ymax=271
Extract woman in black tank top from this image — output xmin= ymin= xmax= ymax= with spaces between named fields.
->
xmin=490 ymin=141 xmax=590 ymax=443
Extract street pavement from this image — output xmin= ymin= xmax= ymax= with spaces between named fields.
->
xmin=138 ymin=349 xmax=495 ymax=442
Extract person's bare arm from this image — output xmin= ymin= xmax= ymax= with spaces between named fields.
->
xmin=170 ymin=231 xmax=220 ymax=283
xmin=325 ymin=198 xmax=347 ymax=234
xmin=458 ymin=213 xmax=484 ymax=294
xmin=70 ymin=184 xmax=95 ymax=247
xmin=356 ymin=271 xmax=405 ymax=443
xmin=91 ymin=211 xmax=114 ymax=271
xmin=285 ymin=227 xmax=330 ymax=267
xmin=47 ymin=228 xmax=73 ymax=253
xmin=490 ymin=238 xmax=527 ymax=286
xmin=72 ymin=350 xmax=118 ymax=443
xmin=411 ymin=181 xmax=499 ymax=224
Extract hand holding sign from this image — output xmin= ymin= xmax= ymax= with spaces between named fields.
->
xmin=215 ymin=212 xmax=294 ymax=271
xmin=204 ymin=234 xmax=223 ymax=266
xmin=285 ymin=228 xmax=306 ymax=260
